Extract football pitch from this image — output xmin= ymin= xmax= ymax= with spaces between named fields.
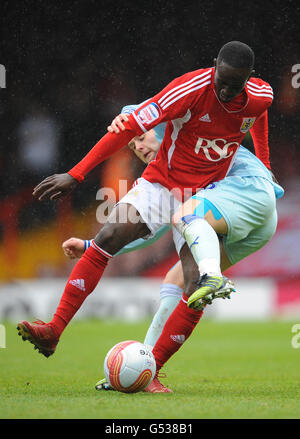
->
xmin=0 ymin=319 xmax=300 ymax=419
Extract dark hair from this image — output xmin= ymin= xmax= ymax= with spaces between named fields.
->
xmin=217 ymin=41 xmax=255 ymax=71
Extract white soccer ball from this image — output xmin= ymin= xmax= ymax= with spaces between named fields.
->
xmin=104 ymin=340 xmax=156 ymax=393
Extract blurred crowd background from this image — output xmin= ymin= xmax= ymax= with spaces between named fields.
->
xmin=0 ymin=1 xmax=299 ymax=290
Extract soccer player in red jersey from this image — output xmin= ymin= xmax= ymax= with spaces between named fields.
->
xmin=62 ymin=109 xmax=282 ymax=393
xmin=17 ymin=41 xmax=276 ymax=389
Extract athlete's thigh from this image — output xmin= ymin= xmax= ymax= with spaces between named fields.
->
xmin=96 ymin=177 xmax=176 ymax=254
xmin=94 ymin=203 xmax=150 ymax=254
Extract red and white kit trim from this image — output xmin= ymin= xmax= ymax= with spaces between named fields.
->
xmin=158 ymin=69 xmax=212 ymax=110
xmin=246 ymin=81 xmax=273 ymax=99
xmin=91 ymin=240 xmax=113 ymax=259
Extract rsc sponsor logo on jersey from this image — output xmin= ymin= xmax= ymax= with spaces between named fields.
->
xmin=194 ymin=137 xmax=238 ymax=162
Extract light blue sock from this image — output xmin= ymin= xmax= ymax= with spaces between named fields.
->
xmin=144 ymin=283 xmax=182 ymax=349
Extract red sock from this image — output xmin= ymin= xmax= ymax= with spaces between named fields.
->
xmin=49 ymin=241 xmax=112 ymax=337
xmin=152 ymin=293 xmax=203 ymax=371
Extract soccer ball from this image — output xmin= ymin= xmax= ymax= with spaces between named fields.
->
xmin=104 ymin=340 xmax=156 ymax=393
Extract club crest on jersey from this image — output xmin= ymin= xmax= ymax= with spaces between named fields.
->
xmin=137 ymin=102 xmax=161 ymax=125
xmin=240 ymin=117 xmax=256 ymax=133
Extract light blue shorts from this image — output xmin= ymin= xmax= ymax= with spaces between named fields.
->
xmin=192 ymin=176 xmax=278 ymax=265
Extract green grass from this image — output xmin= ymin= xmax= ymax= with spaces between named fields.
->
xmin=0 ymin=319 xmax=300 ymax=419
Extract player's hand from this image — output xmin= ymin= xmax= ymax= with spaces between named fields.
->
xmin=33 ymin=173 xmax=79 ymax=201
xmin=107 ymin=113 xmax=129 ymax=134
xmin=62 ymin=237 xmax=85 ymax=259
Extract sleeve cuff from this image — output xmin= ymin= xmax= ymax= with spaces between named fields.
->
xmin=68 ymin=170 xmax=84 ymax=183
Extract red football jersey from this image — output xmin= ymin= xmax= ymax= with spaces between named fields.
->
xmin=68 ymin=67 xmax=273 ymax=193
xmin=131 ymin=67 xmax=273 ymax=193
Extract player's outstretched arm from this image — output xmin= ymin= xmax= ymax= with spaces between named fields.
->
xmin=33 ymin=74 xmax=192 ymax=203
xmin=33 ymin=173 xmax=79 ymax=201
xmin=33 ymin=127 xmax=137 ymax=201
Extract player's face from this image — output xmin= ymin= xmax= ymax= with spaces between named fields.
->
xmin=214 ymin=61 xmax=251 ymax=103
xmin=129 ymin=130 xmax=160 ymax=164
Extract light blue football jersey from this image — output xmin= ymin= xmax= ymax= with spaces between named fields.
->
xmin=227 ymin=145 xmax=284 ymax=199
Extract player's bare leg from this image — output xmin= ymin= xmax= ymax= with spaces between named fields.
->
xmin=17 ymin=204 xmax=150 ymax=357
